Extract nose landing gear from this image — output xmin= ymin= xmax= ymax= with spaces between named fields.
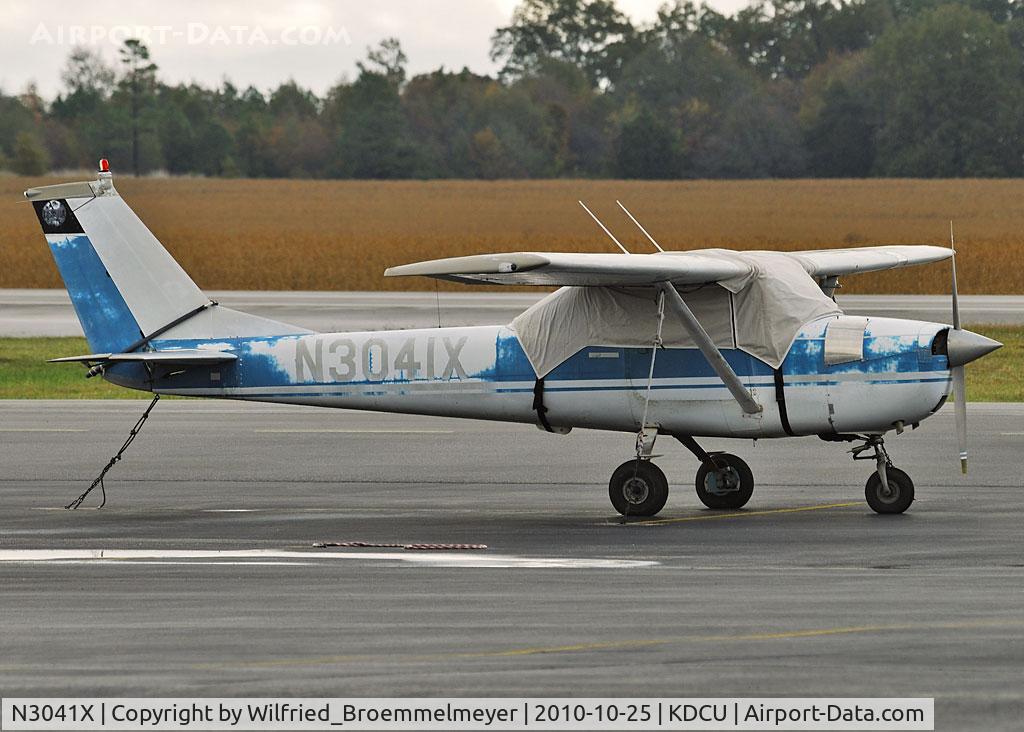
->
xmin=851 ymin=435 xmax=915 ymax=514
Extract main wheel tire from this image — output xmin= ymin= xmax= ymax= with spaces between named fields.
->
xmin=695 ymin=453 xmax=754 ymax=510
xmin=865 ymin=467 xmax=914 ymax=514
xmin=609 ymin=460 xmax=669 ymax=517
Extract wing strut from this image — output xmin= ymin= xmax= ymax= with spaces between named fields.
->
xmin=657 ymin=283 xmax=762 ymax=415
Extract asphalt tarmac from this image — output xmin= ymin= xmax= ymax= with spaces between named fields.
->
xmin=2 ymin=289 xmax=1022 ymax=336
xmin=1 ymin=399 xmax=1022 ymax=729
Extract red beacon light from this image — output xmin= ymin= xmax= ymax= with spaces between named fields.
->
xmin=96 ymin=158 xmax=114 ymax=192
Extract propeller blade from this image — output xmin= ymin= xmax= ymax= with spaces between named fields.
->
xmin=952 ymin=365 xmax=967 ymax=474
xmin=950 ymin=222 xmax=961 ymax=329
xmin=949 ymin=223 xmax=966 ymax=473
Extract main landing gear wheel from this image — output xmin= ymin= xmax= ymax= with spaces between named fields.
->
xmin=609 ymin=460 xmax=669 ymax=517
xmin=865 ymin=467 xmax=914 ymax=514
xmin=695 ymin=453 xmax=754 ymax=510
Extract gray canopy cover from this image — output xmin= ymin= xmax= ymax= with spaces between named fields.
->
xmin=510 ymin=251 xmax=842 ymax=377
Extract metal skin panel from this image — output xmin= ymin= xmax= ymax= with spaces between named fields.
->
xmin=131 ymin=316 xmax=952 ymax=440
xmin=158 ymin=305 xmax=311 ymax=340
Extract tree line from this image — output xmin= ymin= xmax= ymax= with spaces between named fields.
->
xmin=3 ymin=0 xmax=1023 ymax=180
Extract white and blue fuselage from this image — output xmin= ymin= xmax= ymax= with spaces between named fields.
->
xmin=104 ymin=315 xmax=954 ymax=440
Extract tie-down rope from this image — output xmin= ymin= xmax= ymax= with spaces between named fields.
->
xmin=65 ymin=394 xmax=161 ymax=509
xmin=313 ymin=541 xmax=487 ymax=551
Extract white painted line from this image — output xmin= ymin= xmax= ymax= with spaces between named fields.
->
xmin=0 ymin=428 xmax=87 ymax=432
xmin=34 ymin=509 xmax=327 ymax=514
xmin=0 ymin=548 xmax=658 ymax=569
xmin=1001 ymin=432 xmax=1024 ymax=436
xmin=253 ymin=429 xmax=454 ymax=434
xmin=38 ymin=561 xmax=315 ymax=567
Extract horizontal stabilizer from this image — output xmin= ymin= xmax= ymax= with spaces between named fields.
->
xmin=48 ymin=350 xmax=237 ymax=365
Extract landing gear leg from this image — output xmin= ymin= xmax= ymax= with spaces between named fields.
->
xmin=851 ymin=436 xmax=915 ymax=514
xmin=674 ymin=435 xmax=755 ymax=510
xmin=608 ymin=293 xmax=672 ymax=520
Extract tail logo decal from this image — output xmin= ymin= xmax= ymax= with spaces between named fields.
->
xmin=32 ymin=199 xmax=84 ymax=235
xmin=41 ymin=200 xmax=66 ymax=227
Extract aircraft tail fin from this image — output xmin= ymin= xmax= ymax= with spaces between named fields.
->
xmin=26 ymin=163 xmax=309 ymax=354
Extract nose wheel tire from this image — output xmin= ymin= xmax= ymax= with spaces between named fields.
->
xmin=865 ymin=467 xmax=914 ymax=514
xmin=609 ymin=460 xmax=669 ymax=517
xmin=695 ymin=453 xmax=754 ymax=510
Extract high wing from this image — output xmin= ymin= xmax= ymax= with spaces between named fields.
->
xmin=48 ymin=350 xmax=238 ymax=365
xmin=384 ymin=245 xmax=953 ymax=287
xmin=384 ymin=252 xmax=749 ymax=286
xmin=785 ymin=245 xmax=953 ymax=278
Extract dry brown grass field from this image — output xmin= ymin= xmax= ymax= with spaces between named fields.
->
xmin=2 ymin=176 xmax=1023 ymax=293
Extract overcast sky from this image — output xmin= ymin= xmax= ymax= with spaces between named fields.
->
xmin=2 ymin=0 xmax=750 ymax=99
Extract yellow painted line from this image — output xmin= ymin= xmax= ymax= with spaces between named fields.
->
xmin=628 ymin=501 xmax=860 ymax=526
xmin=194 ymin=618 xmax=1024 ymax=671
xmin=253 ymin=429 xmax=454 ymax=434
xmin=0 ymin=428 xmax=87 ymax=432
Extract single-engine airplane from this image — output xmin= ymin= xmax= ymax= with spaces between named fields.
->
xmin=27 ymin=162 xmax=1002 ymax=516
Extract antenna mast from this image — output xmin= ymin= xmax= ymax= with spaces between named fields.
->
xmin=617 ymin=200 xmax=665 ymax=252
xmin=578 ymin=200 xmax=629 ymax=254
